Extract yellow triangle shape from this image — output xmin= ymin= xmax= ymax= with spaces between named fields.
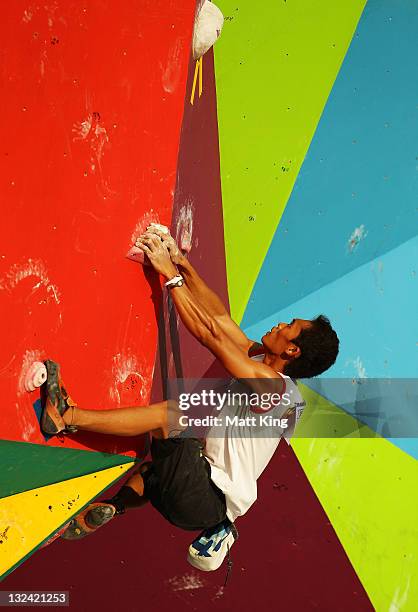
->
xmin=0 ymin=462 xmax=134 ymax=578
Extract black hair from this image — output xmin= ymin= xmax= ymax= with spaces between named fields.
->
xmin=284 ymin=315 xmax=339 ymax=379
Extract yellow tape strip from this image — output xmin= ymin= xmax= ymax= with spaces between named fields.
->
xmin=190 ymin=58 xmax=203 ymax=105
xmin=199 ymin=56 xmax=203 ymax=97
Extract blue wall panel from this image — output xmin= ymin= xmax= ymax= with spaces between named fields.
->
xmin=244 ymin=234 xmax=418 ymax=458
xmin=242 ymin=0 xmax=418 ymax=328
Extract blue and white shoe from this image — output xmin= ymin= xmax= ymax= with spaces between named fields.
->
xmin=187 ymin=519 xmax=238 ymax=572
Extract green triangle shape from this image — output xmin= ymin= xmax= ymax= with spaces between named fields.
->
xmin=292 ymin=387 xmax=418 ymax=611
xmin=0 ymin=440 xmax=136 ymax=498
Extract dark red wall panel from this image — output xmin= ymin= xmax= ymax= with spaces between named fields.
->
xmin=3 ymin=441 xmax=373 ymax=611
xmin=151 ymin=45 xmax=230 ymax=404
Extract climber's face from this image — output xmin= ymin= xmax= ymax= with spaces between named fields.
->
xmin=261 ymin=319 xmax=312 ymax=359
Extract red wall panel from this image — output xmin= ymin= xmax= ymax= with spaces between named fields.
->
xmin=0 ymin=1 xmax=196 ymax=455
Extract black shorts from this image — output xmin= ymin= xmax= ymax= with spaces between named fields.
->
xmin=143 ymin=437 xmax=227 ymax=531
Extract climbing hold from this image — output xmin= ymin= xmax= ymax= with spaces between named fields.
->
xmin=126 ymin=223 xmax=170 ymax=264
xmin=192 ymin=0 xmax=224 ymax=60
xmin=148 ymin=223 xmax=170 ymax=234
xmin=24 ymin=361 xmax=47 ymax=392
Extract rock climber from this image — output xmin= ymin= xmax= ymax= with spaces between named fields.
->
xmin=40 ymin=226 xmax=339 ymax=572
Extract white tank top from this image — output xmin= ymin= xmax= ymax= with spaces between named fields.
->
xmin=203 ymin=354 xmax=305 ymax=522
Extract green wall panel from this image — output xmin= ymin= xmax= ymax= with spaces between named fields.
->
xmin=292 ymin=386 xmax=418 ymax=611
xmin=0 ymin=440 xmax=135 ymax=498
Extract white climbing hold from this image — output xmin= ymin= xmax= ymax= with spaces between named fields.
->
xmin=192 ymin=1 xmax=224 ymax=60
xmin=24 ymin=361 xmax=47 ymax=392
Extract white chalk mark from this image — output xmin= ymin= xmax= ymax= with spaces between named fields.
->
xmin=113 ymin=353 xmax=140 ymax=385
xmin=109 ymin=352 xmax=150 ymax=406
xmin=213 ymin=586 xmax=225 ymax=600
xmin=16 ymin=402 xmax=37 ymax=441
xmin=389 ymin=575 xmax=410 ymax=612
xmin=122 ymin=304 xmax=133 ymax=352
xmin=346 ymin=356 xmax=367 ymax=378
xmin=0 ymin=258 xmax=61 ymax=304
xmin=22 ymin=9 xmax=33 ymax=23
xmin=168 ymin=572 xmax=204 ymax=592
xmin=347 ymin=224 xmax=368 ymax=252
xmin=47 ymin=284 xmax=60 ymax=304
xmin=176 ymin=200 xmax=194 ymax=253
xmin=72 ymin=113 xmax=115 ymax=198
xmin=0 ymin=355 xmax=16 ymax=377
xmin=18 ymin=349 xmax=44 ymax=396
xmin=72 ymin=115 xmax=93 ymax=141
xmin=162 ymin=38 xmax=184 ymax=93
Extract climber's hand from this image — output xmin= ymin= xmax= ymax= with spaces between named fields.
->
xmin=136 ymin=233 xmax=178 ymax=278
xmin=142 ymin=227 xmax=185 ymax=265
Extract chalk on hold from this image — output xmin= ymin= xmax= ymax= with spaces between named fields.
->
xmin=147 ymin=223 xmax=170 ymax=235
xmin=126 ymin=223 xmax=170 ymax=265
xmin=24 ymin=361 xmax=47 ymax=392
xmin=192 ymin=0 xmax=224 ymax=60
